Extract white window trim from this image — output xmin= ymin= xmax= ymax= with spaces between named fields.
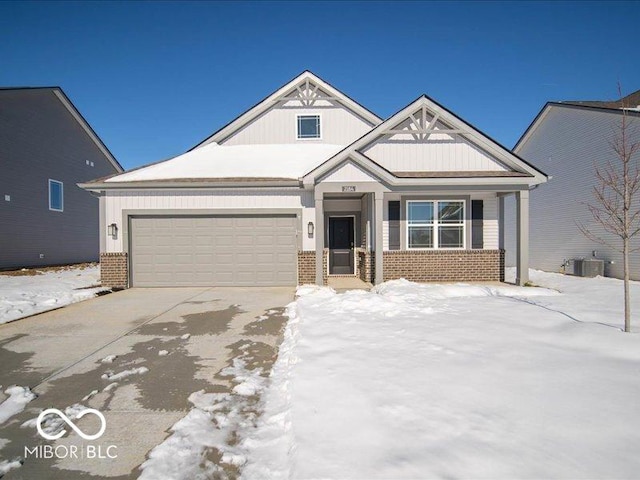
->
xmin=48 ymin=179 xmax=64 ymax=212
xmin=406 ymin=199 xmax=465 ymax=250
xmin=296 ymin=113 xmax=322 ymax=140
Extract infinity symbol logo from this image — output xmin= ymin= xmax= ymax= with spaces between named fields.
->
xmin=36 ymin=408 xmax=107 ymax=441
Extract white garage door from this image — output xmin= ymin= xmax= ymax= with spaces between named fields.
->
xmin=129 ymin=215 xmax=298 ymax=287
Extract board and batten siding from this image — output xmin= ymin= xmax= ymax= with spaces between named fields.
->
xmin=0 ymin=89 xmax=120 ymax=269
xmin=363 ymin=137 xmax=509 ymax=172
xmin=104 ymin=189 xmax=315 ymax=252
xmin=382 ymin=192 xmax=499 ymax=250
xmin=504 ymin=106 xmax=640 ymax=280
xmin=220 ymin=104 xmax=374 ymax=146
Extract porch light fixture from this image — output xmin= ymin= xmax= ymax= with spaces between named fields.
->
xmin=108 ymin=223 xmax=118 ymax=238
xmin=307 ymin=221 xmax=314 ymax=237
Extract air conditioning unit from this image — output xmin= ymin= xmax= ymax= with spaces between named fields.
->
xmin=573 ymin=258 xmax=604 ymax=277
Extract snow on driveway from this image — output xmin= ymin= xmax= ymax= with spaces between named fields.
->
xmin=0 ymin=265 xmax=105 ymax=324
xmin=242 ymin=272 xmax=640 ymax=479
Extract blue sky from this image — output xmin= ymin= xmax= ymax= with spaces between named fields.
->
xmin=1 ymin=1 xmax=639 ymax=170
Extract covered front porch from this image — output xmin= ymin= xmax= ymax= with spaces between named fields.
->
xmin=307 ymin=183 xmax=531 ymax=287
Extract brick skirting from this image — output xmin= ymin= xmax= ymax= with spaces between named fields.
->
xmin=383 ymin=250 xmax=504 ymax=282
xmin=100 ymin=253 xmax=128 ymax=289
xmin=297 ymin=250 xmax=329 ymax=285
xmin=357 ymin=250 xmax=374 ymax=284
xmin=297 ymin=251 xmax=316 ymax=285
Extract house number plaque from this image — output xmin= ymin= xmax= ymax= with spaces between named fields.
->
xmin=342 ymin=186 xmax=356 ymax=192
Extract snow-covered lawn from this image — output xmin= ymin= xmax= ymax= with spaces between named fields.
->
xmin=0 ymin=264 xmax=105 ymax=324
xmin=241 ymin=270 xmax=640 ymax=479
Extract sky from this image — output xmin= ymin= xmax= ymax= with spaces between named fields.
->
xmin=1 ymin=1 xmax=639 ymax=170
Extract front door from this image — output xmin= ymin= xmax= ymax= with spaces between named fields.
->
xmin=329 ymin=216 xmax=355 ymax=275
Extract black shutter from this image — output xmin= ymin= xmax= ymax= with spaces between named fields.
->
xmin=471 ymin=200 xmax=483 ymax=249
xmin=389 ymin=201 xmax=400 ymax=250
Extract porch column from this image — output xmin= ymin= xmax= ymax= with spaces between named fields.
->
xmin=498 ymin=195 xmax=505 ymax=250
xmin=374 ymin=191 xmax=384 ymax=284
xmin=516 ymin=189 xmax=529 ymax=286
xmin=315 ymin=195 xmax=324 ymax=285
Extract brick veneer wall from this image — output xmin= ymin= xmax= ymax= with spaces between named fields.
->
xmin=383 ymin=250 xmax=504 ymax=282
xmin=100 ymin=253 xmax=128 ymax=289
xmin=297 ymin=251 xmax=316 ymax=284
xmin=297 ymin=251 xmax=328 ymax=285
xmin=358 ymin=250 xmax=373 ymax=284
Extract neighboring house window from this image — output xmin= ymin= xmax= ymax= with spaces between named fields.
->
xmin=297 ymin=115 xmax=321 ymax=139
xmin=49 ymin=179 xmax=63 ymax=212
xmin=407 ymin=200 xmax=465 ymax=249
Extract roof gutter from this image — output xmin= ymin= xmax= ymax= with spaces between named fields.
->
xmin=78 ymin=179 xmax=302 ymax=191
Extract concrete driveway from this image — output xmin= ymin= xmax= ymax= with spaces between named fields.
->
xmin=0 ymin=287 xmax=293 ymax=479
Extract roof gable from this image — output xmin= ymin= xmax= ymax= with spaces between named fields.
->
xmin=0 ymin=87 xmax=123 ymax=173
xmin=304 ymin=95 xmax=548 ymax=185
xmin=515 ymin=102 xmax=640 ymax=153
xmin=191 ymin=71 xmax=382 ymax=149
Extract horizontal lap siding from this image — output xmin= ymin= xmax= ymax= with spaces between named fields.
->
xmin=506 ymin=107 xmax=640 ymax=279
xmin=0 ymin=90 xmax=119 ymax=269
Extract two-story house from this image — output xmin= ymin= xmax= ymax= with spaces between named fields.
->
xmin=0 ymin=87 xmax=123 ymax=269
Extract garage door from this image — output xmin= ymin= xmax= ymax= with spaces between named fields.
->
xmin=129 ymin=215 xmax=298 ymax=287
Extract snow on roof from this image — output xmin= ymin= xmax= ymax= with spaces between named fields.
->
xmin=106 ymin=143 xmax=345 ymax=183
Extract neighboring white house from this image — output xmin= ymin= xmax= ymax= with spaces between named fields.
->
xmin=81 ymin=71 xmax=547 ymax=288
xmin=504 ymin=90 xmax=640 ymax=280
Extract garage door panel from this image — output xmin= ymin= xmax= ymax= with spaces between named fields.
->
xmin=130 ymin=215 xmax=297 ymax=287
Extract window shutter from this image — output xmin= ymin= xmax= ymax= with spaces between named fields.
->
xmin=471 ymin=200 xmax=483 ymax=249
xmin=389 ymin=201 xmax=400 ymax=250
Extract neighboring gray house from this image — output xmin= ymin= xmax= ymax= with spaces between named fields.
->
xmin=82 ymin=71 xmax=547 ymax=289
xmin=0 ymin=87 xmax=123 ymax=269
xmin=504 ymin=90 xmax=640 ymax=280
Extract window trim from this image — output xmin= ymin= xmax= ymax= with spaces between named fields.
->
xmin=48 ymin=179 xmax=64 ymax=212
xmin=406 ymin=199 xmax=466 ymax=250
xmin=296 ymin=114 xmax=322 ymax=140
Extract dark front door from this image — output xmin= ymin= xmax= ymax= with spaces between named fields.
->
xmin=329 ymin=217 xmax=355 ymax=275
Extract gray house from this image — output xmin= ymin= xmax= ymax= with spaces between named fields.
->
xmin=504 ymin=90 xmax=640 ymax=280
xmin=0 ymin=87 xmax=123 ymax=269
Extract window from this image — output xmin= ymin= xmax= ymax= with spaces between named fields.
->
xmin=297 ymin=115 xmax=321 ymax=139
xmin=407 ymin=200 xmax=465 ymax=249
xmin=49 ymin=180 xmax=63 ymax=212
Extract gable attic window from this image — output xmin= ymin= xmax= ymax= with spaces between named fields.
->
xmin=297 ymin=115 xmax=321 ymax=139
xmin=49 ymin=179 xmax=64 ymax=212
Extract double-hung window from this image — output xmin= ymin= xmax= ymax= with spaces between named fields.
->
xmin=407 ymin=200 xmax=465 ymax=249
xmin=297 ymin=115 xmax=321 ymax=139
xmin=49 ymin=179 xmax=64 ymax=212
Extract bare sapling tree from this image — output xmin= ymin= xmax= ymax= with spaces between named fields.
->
xmin=578 ymin=86 xmax=640 ymax=332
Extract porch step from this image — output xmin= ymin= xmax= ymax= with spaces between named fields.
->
xmin=327 ymin=277 xmax=373 ymax=292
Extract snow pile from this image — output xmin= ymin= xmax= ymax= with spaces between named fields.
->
xmin=0 ymin=459 xmax=22 ymax=476
xmin=107 ymin=143 xmax=345 ymax=182
xmin=0 ymin=386 xmax=36 ymax=425
xmin=101 ymin=367 xmax=149 ymax=382
xmin=139 ymin=349 xmax=270 ymax=479
xmin=101 ymin=354 xmax=117 ymax=363
xmin=0 ymin=265 xmax=104 ymax=324
xmin=242 ymin=277 xmax=640 ymax=479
